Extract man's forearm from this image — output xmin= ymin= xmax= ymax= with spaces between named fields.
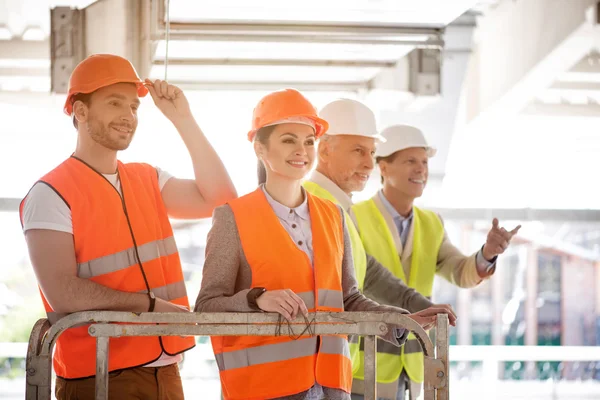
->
xmin=363 ymin=254 xmax=433 ymax=312
xmin=46 ymin=276 xmax=150 ymax=314
xmin=174 ymin=117 xmax=237 ymax=204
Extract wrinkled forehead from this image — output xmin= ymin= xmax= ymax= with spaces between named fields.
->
xmin=330 ymin=134 xmax=376 ymax=148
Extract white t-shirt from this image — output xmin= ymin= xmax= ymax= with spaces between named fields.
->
xmin=22 ymin=167 xmax=183 ymax=367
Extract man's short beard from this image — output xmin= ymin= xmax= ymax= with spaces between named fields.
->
xmin=87 ymin=115 xmax=132 ymax=151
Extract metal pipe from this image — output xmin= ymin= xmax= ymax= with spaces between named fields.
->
xmin=436 ymin=314 xmax=450 ymax=400
xmin=95 ymin=335 xmax=109 ymax=400
xmin=152 ymin=58 xmax=395 ymax=68
xmin=363 ymin=335 xmax=377 ymax=400
xmin=25 ymin=318 xmax=51 ymax=400
xmin=26 ymin=311 xmax=446 ymax=400
xmin=163 ymin=21 xmax=442 ymax=37
xmin=87 ymin=320 xmax=387 ymax=337
xmin=152 ymin=32 xmax=443 ymax=47
xmin=149 ymin=80 xmax=366 ymax=92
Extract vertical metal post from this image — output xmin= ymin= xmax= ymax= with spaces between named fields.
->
xmin=363 ymin=335 xmax=377 ymax=400
xmin=436 ymin=314 xmax=450 ymax=400
xmin=25 ymin=318 xmax=52 ymax=400
xmin=423 ymin=360 xmax=435 ymax=400
xmin=95 ymin=336 xmax=109 ymax=400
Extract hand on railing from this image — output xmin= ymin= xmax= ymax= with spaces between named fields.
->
xmin=408 ymin=305 xmax=457 ymax=330
xmin=154 ymin=299 xmax=190 ymax=313
xmin=256 ymin=289 xmax=309 ymax=321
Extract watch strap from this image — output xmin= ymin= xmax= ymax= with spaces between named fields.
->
xmin=147 ymin=291 xmax=156 ymax=312
xmin=247 ymin=287 xmax=266 ymax=310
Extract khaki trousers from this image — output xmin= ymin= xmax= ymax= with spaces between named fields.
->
xmin=55 ymin=364 xmax=184 ymax=400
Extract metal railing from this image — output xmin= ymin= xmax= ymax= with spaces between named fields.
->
xmin=25 ymin=311 xmax=450 ymax=400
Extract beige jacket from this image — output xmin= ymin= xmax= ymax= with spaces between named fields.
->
xmin=350 ymin=194 xmax=494 ymax=399
xmin=359 ymin=194 xmax=495 ymax=289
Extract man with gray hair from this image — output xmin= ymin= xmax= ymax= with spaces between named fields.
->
xmin=303 ymin=99 xmax=457 ymax=400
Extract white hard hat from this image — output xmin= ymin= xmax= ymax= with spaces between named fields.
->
xmin=375 ymin=124 xmax=437 ymax=158
xmin=319 ymin=99 xmax=385 ymax=142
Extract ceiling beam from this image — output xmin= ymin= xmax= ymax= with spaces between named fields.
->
xmin=547 ymin=81 xmax=600 ymax=96
xmin=153 ymin=4 xmax=442 ymax=46
xmin=159 ymin=21 xmax=441 ymax=38
xmin=521 ymin=102 xmax=600 ymax=117
xmin=0 ymin=67 xmax=49 ymax=77
xmin=461 ymin=0 xmax=600 ymax=128
xmin=156 ymin=32 xmax=442 ymax=46
xmin=152 ymin=58 xmax=395 ymax=68
xmin=0 ymin=39 xmax=49 ymax=60
xmin=568 ymin=55 xmax=600 ymax=73
xmin=163 ymin=80 xmax=365 ymax=92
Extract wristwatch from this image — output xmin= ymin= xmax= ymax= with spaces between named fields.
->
xmin=147 ymin=291 xmax=156 ymax=312
xmin=247 ymin=287 xmax=267 ymax=310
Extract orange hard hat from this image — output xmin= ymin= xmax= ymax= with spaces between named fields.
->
xmin=247 ymin=88 xmax=329 ymax=141
xmin=63 ymin=54 xmax=148 ymax=116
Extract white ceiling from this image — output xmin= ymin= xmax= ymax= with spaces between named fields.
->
xmin=0 ymin=0 xmax=480 ymax=91
xmin=167 ymin=0 xmax=476 ymax=25
xmin=0 ymin=0 xmax=96 ymax=37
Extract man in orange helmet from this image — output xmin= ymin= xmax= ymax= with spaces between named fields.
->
xmin=20 ymin=54 xmax=237 ymax=399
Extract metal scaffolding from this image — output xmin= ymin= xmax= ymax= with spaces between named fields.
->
xmin=25 ymin=311 xmax=450 ymax=400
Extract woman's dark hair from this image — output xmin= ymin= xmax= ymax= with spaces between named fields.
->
xmin=71 ymin=92 xmax=93 ymax=129
xmin=255 ymin=125 xmax=277 ymax=185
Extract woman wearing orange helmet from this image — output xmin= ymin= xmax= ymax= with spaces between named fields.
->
xmin=195 ymin=89 xmax=417 ymax=400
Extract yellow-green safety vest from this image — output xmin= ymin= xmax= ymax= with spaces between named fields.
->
xmin=302 ymin=180 xmax=367 ymax=374
xmin=351 ymin=198 xmax=444 ymax=383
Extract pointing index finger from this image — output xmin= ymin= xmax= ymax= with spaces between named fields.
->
xmin=509 ymin=225 xmax=522 ymax=236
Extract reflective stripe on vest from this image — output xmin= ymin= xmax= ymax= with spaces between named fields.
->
xmin=215 ymin=336 xmax=349 ymax=371
xmin=20 ymin=157 xmax=195 ymax=379
xmin=351 ymin=199 xmax=443 ymax=384
xmin=77 ymin=236 xmax=177 ymax=278
xmin=216 ymin=188 xmax=350 ymax=400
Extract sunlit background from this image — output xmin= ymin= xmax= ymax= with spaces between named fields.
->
xmin=2 ymin=0 xmax=600 ymax=399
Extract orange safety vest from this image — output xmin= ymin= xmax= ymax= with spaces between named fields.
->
xmin=214 ymin=189 xmax=352 ymax=400
xmin=19 ymin=156 xmax=195 ymax=379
